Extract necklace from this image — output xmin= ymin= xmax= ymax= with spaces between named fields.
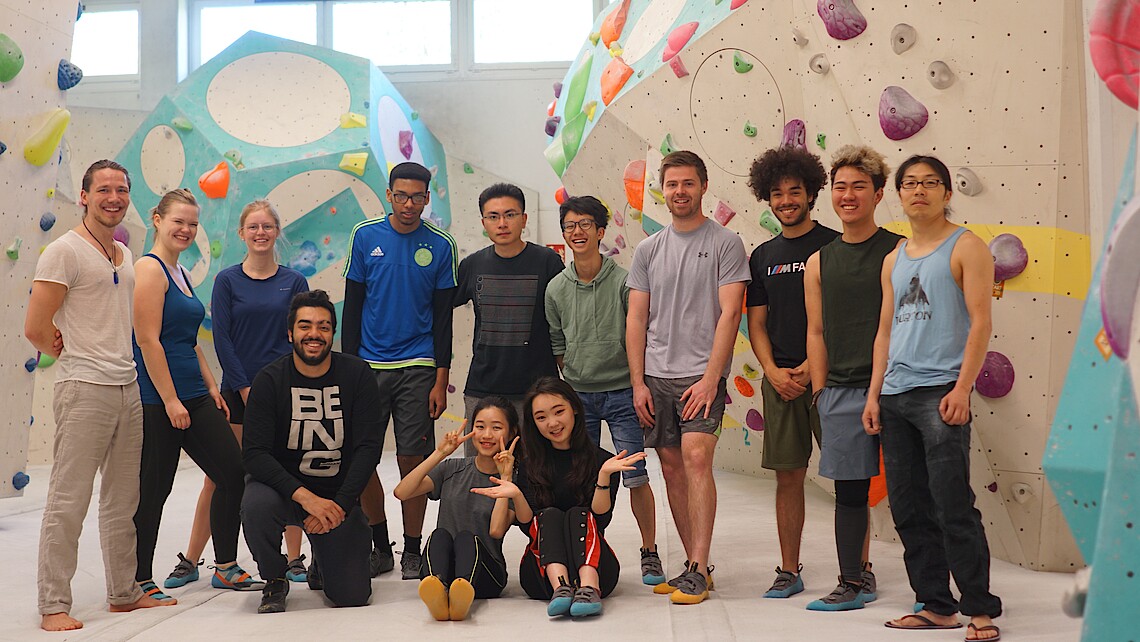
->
xmin=82 ymin=219 xmax=119 ymax=285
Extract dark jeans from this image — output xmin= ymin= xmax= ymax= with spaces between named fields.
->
xmin=880 ymin=384 xmax=1002 ymax=618
xmin=421 ymin=528 xmax=507 ymax=598
xmin=241 ymin=480 xmax=371 ymax=607
xmin=135 ymin=395 xmax=244 ymax=582
xmin=519 ymin=507 xmax=619 ymax=600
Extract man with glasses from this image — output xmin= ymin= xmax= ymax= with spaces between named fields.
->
xmin=343 ymin=162 xmax=458 ymax=580
xmin=544 ymin=195 xmax=665 ymax=587
xmin=454 ymin=183 xmax=563 ymax=450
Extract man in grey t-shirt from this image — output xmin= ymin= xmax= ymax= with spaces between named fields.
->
xmin=627 ymin=151 xmax=750 ymax=605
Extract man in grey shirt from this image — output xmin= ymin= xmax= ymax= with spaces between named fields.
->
xmin=627 ymin=151 xmax=750 ymax=605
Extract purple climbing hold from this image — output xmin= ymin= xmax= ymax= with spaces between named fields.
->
xmin=12 ymin=471 xmax=30 ymax=491
xmin=725 ymin=392 xmax=733 ymax=405
xmin=1101 ymin=195 xmax=1140 ymax=358
xmin=544 ymin=116 xmax=561 ymax=137
xmin=614 ymin=234 xmax=626 ymax=249
xmin=447 ymin=384 xmax=456 ymax=393
xmin=745 ymin=408 xmax=765 ymax=431
xmin=553 ymin=81 xmax=563 ymax=98
xmin=989 ymin=234 xmax=1029 ymax=281
xmin=975 ymin=351 xmax=1015 ymax=398
xmin=986 ymin=482 xmax=998 ymax=493
xmin=817 ymin=0 xmax=867 ymax=40
xmin=112 ymin=225 xmax=130 ymax=246
xmin=878 ymin=86 xmax=928 ymax=140
xmin=57 ymin=58 xmax=83 ymax=90
xmin=398 ymin=130 xmax=413 ymax=160
xmin=781 ymin=119 xmax=807 ymax=150
xmin=613 ymin=210 xmax=624 ymax=226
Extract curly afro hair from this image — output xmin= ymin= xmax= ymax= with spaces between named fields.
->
xmin=747 ymin=147 xmax=828 ymax=210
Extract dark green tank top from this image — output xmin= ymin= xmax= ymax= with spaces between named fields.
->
xmin=819 ymin=227 xmax=904 ymax=387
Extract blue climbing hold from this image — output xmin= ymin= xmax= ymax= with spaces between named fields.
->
xmin=57 ymin=59 xmax=83 ymax=90
xmin=39 ymin=212 xmax=56 ymax=231
xmin=0 ymin=141 xmax=7 ymax=156
xmin=77 ymin=2 xmax=84 ymax=20
xmin=24 ymin=357 xmax=38 ymax=372
xmin=12 ymin=471 xmax=30 ymax=491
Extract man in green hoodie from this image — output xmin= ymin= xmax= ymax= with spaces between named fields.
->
xmin=544 ymin=195 xmax=664 ymax=587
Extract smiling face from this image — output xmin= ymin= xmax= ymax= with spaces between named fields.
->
xmin=561 ymin=210 xmax=604 ymax=260
xmin=471 ymin=406 xmax=513 ymax=457
xmin=898 ymin=162 xmax=951 ymax=223
xmin=830 ymin=165 xmax=883 ymax=227
xmin=662 ymin=165 xmax=707 ymax=221
xmin=387 ymin=177 xmax=430 ymax=234
xmin=480 ymin=196 xmax=527 ymax=248
xmin=289 ymin=305 xmax=334 ymax=367
xmin=769 ymin=176 xmax=811 ymax=229
xmin=80 ymin=168 xmax=131 ymax=230
xmin=530 ymin=392 xmax=575 ymax=450
xmin=238 ymin=206 xmax=280 ymax=257
xmin=153 ymin=202 xmax=200 ymax=254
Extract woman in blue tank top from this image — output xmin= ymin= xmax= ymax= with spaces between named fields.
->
xmin=132 ymin=189 xmax=261 ymax=601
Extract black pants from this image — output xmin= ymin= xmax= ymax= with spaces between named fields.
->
xmin=518 ymin=507 xmax=619 ymax=600
xmin=420 ymin=528 xmax=507 ymax=598
xmin=135 ymin=395 xmax=244 ymax=582
xmin=241 ymin=480 xmax=372 ymax=607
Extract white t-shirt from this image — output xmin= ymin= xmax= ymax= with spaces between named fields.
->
xmin=34 ymin=230 xmax=137 ymax=385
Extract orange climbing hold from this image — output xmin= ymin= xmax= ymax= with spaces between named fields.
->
xmin=554 ymin=186 xmax=569 ymax=205
xmin=198 ymin=161 xmax=229 ymax=199
xmin=623 ymin=159 xmax=646 ymax=210
xmin=868 ymin=449 xmax=887 ymax=507
xmin=600 ymin=57 xmax=633 ymax=106
xmin=547 ymin=99 xmax=557 ymax=117
xmin=600 ymin=0 xmax=631 ymax=47
xmin=733 ymin=376 xmax=754 ymax=398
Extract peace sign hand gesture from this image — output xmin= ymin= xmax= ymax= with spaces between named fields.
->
xmin=494 ymin=435 xmax=519 ymax=480
xmin=435 ymin=424 xmax=475 ymax=458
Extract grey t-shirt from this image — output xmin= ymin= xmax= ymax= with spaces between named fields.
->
xmin=428 ymin=456 xmax=505 ymax=565
xmin=628 ymin=218 xmax=750 ymax=379
xmin=34 ymin=230 xmax=137 ymax=385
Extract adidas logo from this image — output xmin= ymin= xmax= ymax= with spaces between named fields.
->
xmin=370 ymin=246 xmax=384 ymax=257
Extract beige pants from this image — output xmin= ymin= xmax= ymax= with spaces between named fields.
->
xmin=38 ymin=380 xmax=146 ymax=615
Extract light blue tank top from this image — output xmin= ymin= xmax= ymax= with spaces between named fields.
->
xmin=882 ymin=227 xmax=969 ymax=395
xmin=133 ymin=254 xmax=208 ymax=404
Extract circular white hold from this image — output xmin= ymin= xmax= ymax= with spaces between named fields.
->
xmin=206 ymin=52 xmax=351 ymax=148
xmin=188 ymin=226 xmax=211 ymax=287
xmin=375 ymin=96 xmax=433 ymax=221
xmin=621 ymin=0 xmax=690 ymax=64
xmin=140 ymin=125 xmax=186 ymax=196
xmin=690 ymin=49 xmax=783 ymax=177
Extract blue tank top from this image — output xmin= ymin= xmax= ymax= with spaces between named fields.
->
xmin=134 ymin=254 xmax=209 ymax=404
xmin=881 ymin=227 xmax=969 ymax=395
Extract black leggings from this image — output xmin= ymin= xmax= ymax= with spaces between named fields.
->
xmin=518 ymin=507 xmax=619 ymax=600
xmin=834 ymin=478 xmax=870 ymax=584
xmin=135 ymin=395 xmax=245 ymax=582
xmin=421 ymin=528 xmax=507 ymax=598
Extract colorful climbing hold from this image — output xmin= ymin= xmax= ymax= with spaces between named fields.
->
xmin=1089 ymin=0 xmax=1140 ymax=109
xmin=113 ymin=225 xmax=130 ymax=246
xmin=12 ymin=471 xmax=30 ymax=491
xmin=340 ymin=112 xmax=366 ymax=128
xmin=990 ymin=234 xmax=1029 ymax=281
xmin=623 ymin=159 xmax=646 ymax=210
xmin=629 ymin=208 xmax=642 ymax=221
xmin=816 ymin=133 xmax=827 ymax=149
xmin=927 ymin=60 xmax=955 ymax=89
xmin=986 ymin=482 xmax=998 ymax=493
xmin=410 ymin=111 xmax=419 ymax=120
xmin=600 ymin=0 xmax=631 ymax=47
xmin=662 ymin=22 xmax=699 ymax=62
xmin=46 ymin=187 xmax=55 ymax=199
xmin=600 ymin=57 xmax=633 ymax=106
xmin=210 ymin=239 xmax=223 ymax=259
xmin=730 ymin=0 xmax=749 ymax=8
xmin=553 ymin=81 xmax=562 ymax=98
xmin=584 ymin=100 xmax=598 ymax=121
xmin=39 ymin=212 xmax=56 ymax=231
xmin=447 ymin=384 xmax=456 ymax=394
xmin=742 ymin=363 xmax=760 ymax=379
xmin=38 ymin=352 xmax=56 ymax=368
xmin=669 ymin=55 xmax=690 ymax=78
xmin=544 ymin=136 xmax=568 ymax=177
xmin=648 ymin=189 xmax=665 ymax=204
xmin=6 ymin=236 xmax=21 ymax=260
xmin=544 ymin=116 xmax=561 ymax=137
xmin=733 ymin=51 xmax=754 ymax=73
xmin=224 ymin=148 xmax=242 ymax=167
xmin=561 ymin=112 xmax=587 ymax=164
xmin=608 ymin=42 xmax=624 ymax=58
xmin=24 ymin=356 xmax=37 ymax=372
xmin=816 ymin=0 xmax=867 ymax=40
xmin=565 ymin=50 xmax=594 ymax=117
xmin=733 ymin=376 xmax=755 ymax=397
xmin=714 ymin=201 xmax=736 ymax=226
xmin=0 ymin=141 xmax=6 ymax=156
xmin=24 ymin=108 xmax=70 ymax=166
xmin=954 ymin=167 xmax=983 ymax=196
xmin=745 ymin=408 xmax=765 ymax=431
xmin=554 ymin=186 xmax=569 ymax=205
xmin=198 ymin=161 xmax=230 ymax=198
xmin=809 ymin=53 xmax=830 ymax=74
xmin=759 ymin=209 xmax=782 ymax=235
xmin=463 ymin=162 xmax=473 ymax=174
xmin=547 ymin=99 xmax=556 ymax=117
xmin=398 ymin=130 xmax=413 ymax=160
xmin=660 ymin=133 xmax=676 ymax=156
xmin=614 ymin=234 xmax=626 ymax=249
xmin=588 ymin=32 xmax=601 ymax=46
xmin=171 ymin=116 xmax=193 ymax=132
xmin=878 ymin=86 xmax=928 ymax=141
xmin=0 ymin=33 xmax=25 ymax=82
xmin=975 ymin=351 xmax=1015 ymax=398
xmin=781 ymin=119 xmax=806 ymax=149
xmin=57 ymin=58 xmax=83 ymax=90
xmin=613 ymin=210 xmax=624 ymax=226
xmin=743 ymin=121 xmax=757 ymax=137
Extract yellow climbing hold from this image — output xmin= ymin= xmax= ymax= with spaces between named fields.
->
xmin=584 ymin=100 xmax=598 ymax=121
xmin=46 ymin=188 xmax=55 ymax=199
xmin=339 ymin=152 xmax=369 ymax=177
xmin=24 ymin=108 xmax=70 ymax=167
xmin=608 ymin=42 xmax=623 ymax=57
xmin=649 ymin=188 xmax=664 ymax=204
xmin=340 ymin=112 xmax=366 ymax=128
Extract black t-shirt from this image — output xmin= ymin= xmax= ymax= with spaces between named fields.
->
xmin=746 ymin=223 xmax=840 ymax=368
xmin=454 ymin=242 xmax=564 ymax=396
xmin=515 ymin=446 xmax=620 ymax=532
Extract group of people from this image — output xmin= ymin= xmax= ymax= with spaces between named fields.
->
xmin=23 ymin=146 xmax=1000 ymax=640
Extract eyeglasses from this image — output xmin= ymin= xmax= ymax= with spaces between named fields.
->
xmin=244 ymin=223 xmax=278 ymax=232
xmin=392 ymin=192 xmax=429 ymax=205
xmin=481 ymin=211 xmax=523 ymax=223
xmin=899 ymin=179 xmax=944 ymax=190
xmin=561 ymin=220 xmax=596 ymax=233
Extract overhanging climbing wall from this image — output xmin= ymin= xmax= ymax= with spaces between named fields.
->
xmin=546 ymin=0 xmax=1091 ymax=571
xmin=0 ymin=1 xmax=80 ymax=498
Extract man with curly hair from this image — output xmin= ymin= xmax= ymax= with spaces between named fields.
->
xmin=745 ymin=146 xmax=839 ymax=600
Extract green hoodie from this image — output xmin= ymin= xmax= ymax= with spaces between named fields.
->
xmin=544 ymin=255 xmax=631 ymax=392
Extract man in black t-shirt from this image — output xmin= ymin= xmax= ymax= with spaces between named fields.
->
xmin=241 ymin=290 xmax=383 ymax=613
xmin=745 ymin=146 xmax=839 ymax=600
xmin=453 ymin=183 xmax=564 ymax=452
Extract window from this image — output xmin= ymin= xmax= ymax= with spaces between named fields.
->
xmin=72 ymin=8 xmax=140 ymax=76
xmin=332 ymin=1 xmax=452 ymax=67
xmin=472 ymin=0 xmax=593 ymax=64
xmin=197 ymin=2 xmax=319 ymax=67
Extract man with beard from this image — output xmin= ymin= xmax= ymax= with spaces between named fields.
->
xmin=241 ymin=290 xmax=383 ymax=613
xmin=744 ymin=147 xmax=839 ymax=599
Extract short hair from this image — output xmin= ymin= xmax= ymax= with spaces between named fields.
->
xmin=82 ymin=159 xmax=130 ymax=192
xmin=559 ymin=195 xmax=609 ymax=229
xmin=659 ymin=150 xmax=708 ymax=186
xmin=478 ymin=183 xmax=526 ymax=213
xmin=151 ymin=188 xmax=198 ymax=219
xmin=388 ymin=162 xmax=432 ymax=191
xmin=747 ymin=147 xmax=828 ymax=209
xmin=895 ymin=154 xmax=953 ymax=193
xmin=829 ymin=145 xmax=891 ymax=191
xmin=288 ymin=289 xmax=337 ymax=332
xmin=470 ymin=395 xmax=520 ymax=443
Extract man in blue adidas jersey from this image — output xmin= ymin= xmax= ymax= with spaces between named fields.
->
xmin=343 ymin=162 xmax=458 ymax=580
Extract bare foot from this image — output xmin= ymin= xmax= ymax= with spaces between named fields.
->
xmin=886 ymin=610 xmax=961 ymax=628
xmin=41 ymin=612 xmax=83 ymax=631
xmin=109 ymin=594 xmax=178 ymax=612
xmin=967 ymin=616 xmax=1000 ymax=640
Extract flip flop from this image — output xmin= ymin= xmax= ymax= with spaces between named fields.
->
xmin=966 ymin=622 xmax=1001 ymax=641
xmin=884 ymin=613 xmax=964 ymax=630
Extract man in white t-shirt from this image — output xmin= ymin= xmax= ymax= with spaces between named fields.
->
xmin=25 ymin=160 xmax=176 ymax=632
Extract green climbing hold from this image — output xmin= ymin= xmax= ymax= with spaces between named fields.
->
xmin=0 ymin=33 xmax=25 ymax=82
xmin=733 ymin=51 xmax=753 ymax=73
xmin=561 ymin=112 xmax=587 ymax=165
xmin=743 ymin=122 xmax=757 ymax=137
xmin=410 ymin=111 xmax=419 ymax=120
xmin=714 ymin=0 xmax=725 ymax=4
xmin=544 ymin=135 xmax=568 ymax=177
xmin=38 ymin=352 xmax=56 ymax=368
xmin=816 ymin=133 xmax=826 ymax=149
xmin=759 ymin=209 xmax=782 ymax=235
xmin=564 ymin=50 xmax=593 ymax=118
xmin=660 ymin=133 xmax=676 ymax=156
xmin=463 ymin=162 xmax=473 ymax=174
xmin=224 ymin=149 xmax=242 ymax=165
xmin=171 ymin=116 xmax=192 ymax=132
xmin=210 ymin=239 xmax=222 ymax=259
xmin=6 ymin=237 xmax=22 ymax=260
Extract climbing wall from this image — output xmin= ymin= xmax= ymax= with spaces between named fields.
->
xmin=0 ymin=1 xmax=81 ymax=497
xmin=547 ymin=0 xmax=1092 ymax=571
xmin=23 ymin=32 xmax=528 ymax=462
